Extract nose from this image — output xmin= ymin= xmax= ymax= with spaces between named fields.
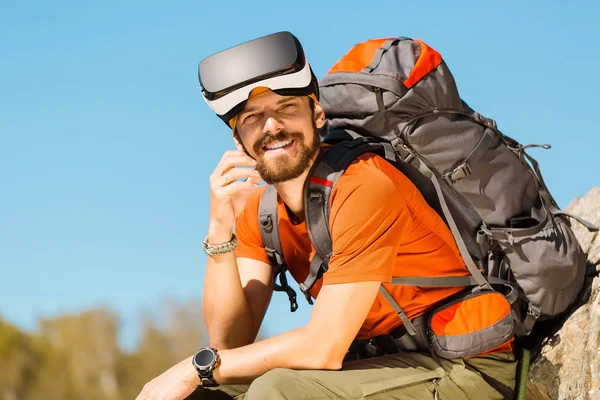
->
xmin=262 ymin=115 xmax=285 ymax=135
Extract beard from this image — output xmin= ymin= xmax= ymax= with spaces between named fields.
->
xmin=252 ymin=121 xmax=321 ymax=185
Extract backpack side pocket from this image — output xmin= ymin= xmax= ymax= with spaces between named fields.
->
xmin=492 ymin=213 xmax=587 ymax=318
xmin=428 ymin=291 xmax=514 ymax=359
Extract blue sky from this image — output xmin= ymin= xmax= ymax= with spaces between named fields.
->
xmin=1 ymin=0 xmax=599 ymax=350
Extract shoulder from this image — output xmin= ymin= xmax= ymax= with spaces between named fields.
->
xmin=332 ymin=152 xmax=427 ymax=207
xmin=329 ymin=153 xmax=408 ymax=220
xmin=333 ymin=153 xmax=401 ymax=197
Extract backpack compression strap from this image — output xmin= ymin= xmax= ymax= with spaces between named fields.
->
xmin=258 ymin=185 xmax=299 ymax=312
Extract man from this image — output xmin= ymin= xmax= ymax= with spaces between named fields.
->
xmin=136 ymin=31 xmax=517 ymax=400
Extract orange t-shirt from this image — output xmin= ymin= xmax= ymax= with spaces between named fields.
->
xmin=235 ymin=152 xmax=512 ymax=353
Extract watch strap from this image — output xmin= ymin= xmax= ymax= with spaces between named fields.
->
xmin=200 ymin=376 xmax=219 ymax=387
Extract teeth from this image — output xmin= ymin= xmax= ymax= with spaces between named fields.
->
xmin=265 ymin=140 xmax=292 ymax=150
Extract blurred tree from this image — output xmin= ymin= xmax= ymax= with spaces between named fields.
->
xmin=0 ymin=320 xmax=39 ymax=400
xmin=116 ymin=299 xmax=206 ymax=399
xmin=0 ymin=299 xmax=208 ymax=400
xmin=116 ymin=316 xmax=174 ymax=399
xmin=27 ymin=308 xmax=121 ymax=400
xmin=163 ymin=298 xmax=206 ymax=358
xmin=25 ymin=338 xmax=78 ymax=400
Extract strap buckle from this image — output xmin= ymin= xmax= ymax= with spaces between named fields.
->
xmin=472 ymin=112 xmax=497 ymax=129
xmin=527 ymin=303 xmax=542 ymax=321
xmin=444 ymin=163 xmax=471 ymax=183
xmin=298 ymin=283 xmax=314 ymax=305
xmin=259 ymin=215 xmax=273 ymax=231
xmin=309 ymin=190 xmax=323 ymax=202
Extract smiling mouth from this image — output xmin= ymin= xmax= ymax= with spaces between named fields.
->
xmin=262 ymin=139 xmax=294 ymax=153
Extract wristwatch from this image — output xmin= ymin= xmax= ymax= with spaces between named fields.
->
xmin=203 ymin=233 xmax=237 ymax=256
xmin=192 ymin=347 xmax=220 ymax=387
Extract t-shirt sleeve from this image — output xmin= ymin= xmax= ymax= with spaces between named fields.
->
xmin=323 ymin=157 xmax=410 ymax=285
xmin=233 ymin=188 xmax=271 ymax=264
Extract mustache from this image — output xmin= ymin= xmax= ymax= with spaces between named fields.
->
xmin=253 ymin=131 xmax=303 ymax=154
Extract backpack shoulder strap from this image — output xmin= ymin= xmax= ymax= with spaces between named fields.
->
xmin=301 ymin=133 xmax=397 ymax=294
xmin=258 ymin=185 xmax=284 ymax=265
xmin=258 ymin=185 xmax=298 ymax=312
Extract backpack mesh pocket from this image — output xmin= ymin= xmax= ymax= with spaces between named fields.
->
xmin=493 ymin=214 xmax=587 ymax=318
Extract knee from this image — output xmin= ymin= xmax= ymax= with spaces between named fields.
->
xmin=246 ymin=368 xmax=298 ymax=400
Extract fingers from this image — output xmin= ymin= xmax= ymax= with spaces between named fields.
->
xmin=213 ymin=150 xmax=256 ymax=178
xmin=208 ymin=150 xmax=262 ymax=233
xmin=219 ymin=180 xmax=261 ymax=196
xmin=210 ymin=150 xmax=262 ymax=191
xmin=220 ymin=167 xmax=262 ymax=186
xmin=211 ymin=179 xmax=261 ymax=206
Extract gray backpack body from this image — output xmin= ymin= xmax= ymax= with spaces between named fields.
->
xmin=258 ymin=37 xmax=597 ymax=343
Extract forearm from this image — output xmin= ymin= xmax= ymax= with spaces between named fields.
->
xmin=209 ymin=282 xmax=382 ymax=384
xmin=203 ymin=248 xmax=255 ymax=349
xmin=214 ymin=325 xmax=342 ymax=385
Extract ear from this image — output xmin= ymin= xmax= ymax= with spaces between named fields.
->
xmin=232 ymin=131 xmax=250 ymax=155
xmin=313 ymin=102 xmax=326 ymax=129
xmin=233 ymin=133 xmax=243 ymax=151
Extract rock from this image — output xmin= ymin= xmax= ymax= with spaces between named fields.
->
xmin=565 ymin=187 xmax=600 ymax=265
xmin=526 ymin=187 xmax=600 ymax=400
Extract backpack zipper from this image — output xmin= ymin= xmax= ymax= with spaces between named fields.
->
xmin=433 ymin=378 xmax=440 ymax=400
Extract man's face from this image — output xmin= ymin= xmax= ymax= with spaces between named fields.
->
xmin=234 ymin=90 xmax=325 ymax=184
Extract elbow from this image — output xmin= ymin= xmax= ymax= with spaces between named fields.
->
xmin=300 ymin=326 xmax=349 ymax=370
xmin=320 ymin=356 xmax=343 ymax=371
xmin=307 ymin=337 xmax=346 ymax=370
xmin=303 ymin=351 xmax=343 ymax=371
xmin=312 ymin=348 xmax=344 ymax=370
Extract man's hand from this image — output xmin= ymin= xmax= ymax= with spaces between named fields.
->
xmin=208 ymin=150 xmax=261 ymax=242
xmin=135 ymin=356 xmax=200 ymax=400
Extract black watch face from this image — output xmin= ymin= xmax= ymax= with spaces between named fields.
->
xmin=194 ymin=348 xmax=215 ymax=368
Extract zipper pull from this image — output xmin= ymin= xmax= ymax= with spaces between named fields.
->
xmin=433 ymin=379 xmax=440 ymax=400
xmin=522 ymin=143 xmax=551 ymax=150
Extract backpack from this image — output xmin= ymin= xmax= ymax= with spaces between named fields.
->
xmin=258 ymin=37 xmax=598 ymax=357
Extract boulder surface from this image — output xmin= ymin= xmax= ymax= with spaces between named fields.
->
xmin=526 ymin=187 xmax=600 ymax=400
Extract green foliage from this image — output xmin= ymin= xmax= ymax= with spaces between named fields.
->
xmin=0 ymin=320 xmax=40 ymax=400
xmin=0 ymin=299 xmax=206 ymax=400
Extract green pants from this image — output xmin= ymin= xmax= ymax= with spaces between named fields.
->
xmin=186 ymin=351 xmax=516 ymax=399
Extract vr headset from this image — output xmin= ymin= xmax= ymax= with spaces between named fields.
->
xmin=198 ymin=31 xmax=319 ymax=126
